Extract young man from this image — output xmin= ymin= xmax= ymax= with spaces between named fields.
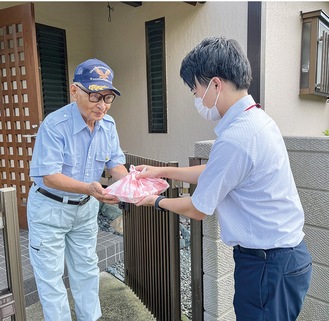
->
xmin=136 ymin=37 xmax=312 ymax=320
xmin=27 ymin=58 xmax=128 ymax=321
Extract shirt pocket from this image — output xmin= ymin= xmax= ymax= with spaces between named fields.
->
xmin=94 ymin=151 xmax=110 ymax=177
xmin=95 ymin=151 xmax=110 ymax=162
xmin=62 ymin=153 xmax=81 ymax=177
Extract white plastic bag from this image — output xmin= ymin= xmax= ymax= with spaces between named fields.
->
xmin=105 ymin=165 xmax=169 ymax=203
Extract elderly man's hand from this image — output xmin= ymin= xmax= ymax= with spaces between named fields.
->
xmin=88 ymin=181 xmax=120 ymax=204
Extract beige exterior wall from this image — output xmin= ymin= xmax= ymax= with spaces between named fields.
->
xmin=0 ymin=1 xmax=95 ymax=84
xmin=0 ymin=1 xmax=248 ymax=166
xmin=262 ymin=1 xmax=329 ymax=137
xmin=33 ymin=1 xmax=95 ymax=75
xmin=90 ymin=1 xmax=248 ymax=166
xmin=2 ymin=1 xmax=328 ymax=165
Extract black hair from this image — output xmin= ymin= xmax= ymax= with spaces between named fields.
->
xmin=180 ymin=36 xmax=252 ymax=91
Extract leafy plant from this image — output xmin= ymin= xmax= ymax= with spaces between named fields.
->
xmin=323 ymin=129 xmax=329 ymax=136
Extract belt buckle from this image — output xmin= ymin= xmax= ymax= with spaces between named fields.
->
xmin=78 ymin=196 xmax=90 ymax=206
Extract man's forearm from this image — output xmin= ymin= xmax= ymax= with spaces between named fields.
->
xmin=160 ymin=164 xmax=206 ymax=184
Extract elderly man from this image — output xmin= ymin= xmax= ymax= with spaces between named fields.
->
xmin=27 ymin=58 xmax=127 ymax=321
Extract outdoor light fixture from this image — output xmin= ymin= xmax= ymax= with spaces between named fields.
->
xmin=300 ymin=9 xmax=329 ymax=99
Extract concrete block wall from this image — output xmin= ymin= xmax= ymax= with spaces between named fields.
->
xmin=194 ymin=137 xmax=329 ymax=321
xmin=284 ymin=136 xmax=329 ymax=321
xmin=203 ymin=215 xmax=235 ymax=321
xmin=195 ymin=141 xmax=235 ymax=321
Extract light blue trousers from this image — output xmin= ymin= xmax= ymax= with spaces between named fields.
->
xmin=27 ymin=184 xmax=101 ymax=321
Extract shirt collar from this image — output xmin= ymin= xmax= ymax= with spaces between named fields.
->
xmin=72 ymin=103 xmax=102 ymax=135
xmin=214 ymin=95 xmax=256 ymax=136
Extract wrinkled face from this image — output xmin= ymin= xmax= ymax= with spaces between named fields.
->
xmin=70 ymin=84 xmax=115 ymax=124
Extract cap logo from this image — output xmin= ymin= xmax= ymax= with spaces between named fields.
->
xmin=88 ymin=84 xmax=109 ymax=91
xmin=95 ymin=67 xmax=111 ymax=80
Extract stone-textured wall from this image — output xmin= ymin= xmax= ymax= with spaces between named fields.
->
xmin=194 ymin=137 xmax=329 ymax=320
xmin=284 ymin=137 xmax=329 ymax=321
xmin=194 ymin=141 xmax=235 ymax=321
xmin=203 ymin=216 xmax=235 ymax=321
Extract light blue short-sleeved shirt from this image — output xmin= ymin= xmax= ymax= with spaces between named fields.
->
xmin=192 ymin=95 xmax=304 ymax=249
xmin=30 ymin=102 xmax=126 ymax=198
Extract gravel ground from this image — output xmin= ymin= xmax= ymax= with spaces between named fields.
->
xmin=179 ymin=247 xmax=192 ymax=320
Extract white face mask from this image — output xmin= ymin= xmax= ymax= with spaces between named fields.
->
xmin=194 ymin=80 xmax=221 ymax=122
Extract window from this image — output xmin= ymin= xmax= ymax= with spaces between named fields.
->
xmin=145 ymin=18 xmax=167 ymax=133
xmin=300 ymin=10 xmax=329 ymax=99
xmin=36 ymin=24 xmax=69 ymax=117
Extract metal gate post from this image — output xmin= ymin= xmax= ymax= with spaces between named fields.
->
xmin=0 ymin=187 xmax=26 ymax=321
xmin=189 ymin=157 xmax=204 ymax=321
xmin=168 ymin=177 xmax=181 ymax=321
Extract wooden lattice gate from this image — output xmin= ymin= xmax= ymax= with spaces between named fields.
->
xmin=0 ymin=3 xmax=42 ymax=229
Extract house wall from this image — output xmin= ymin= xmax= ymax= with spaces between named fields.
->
xmin=90 ymin=1 xmax=248 ymax=166
xmin=0 ymin=1 xmax=248 ymax=166
xmin=262 ymin=1 xmax=329 ymax=137
xmin=0 ymin=1 xmax=95 ymax=85
xmin=32 ymin=1 xmax=95 ymax=76
xmin=2 ymin=1 xmax=328 ymax=166
xmin=92 ymin=1 xmax=329 ymax=166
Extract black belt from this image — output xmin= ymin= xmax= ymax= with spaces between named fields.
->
xmin=233 ymin=245 xmax=287 ymax=260
xmin=36 ymin=186 xmax=90 ymax=206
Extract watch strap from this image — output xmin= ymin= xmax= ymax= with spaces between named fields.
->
xmin=154 ymin=195 xmax=166 ymax=211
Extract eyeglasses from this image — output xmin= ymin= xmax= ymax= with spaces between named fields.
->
xmin=76 ymin=85 xmax=116 ymax=104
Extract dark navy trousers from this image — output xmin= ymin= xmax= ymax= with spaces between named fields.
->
xmin=233 ymin=240 xmax=312 ymax=321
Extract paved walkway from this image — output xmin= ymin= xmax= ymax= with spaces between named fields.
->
xmin=0 ymin=229 xmax=124 ymax=306
xmin=26 ymin=271 xmax=156 ymax=321
xmin=2 ymin=229 xmax=155 ymax=320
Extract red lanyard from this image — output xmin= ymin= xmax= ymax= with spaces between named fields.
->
xmin=244 ymin=103 xmax=261 ymax=111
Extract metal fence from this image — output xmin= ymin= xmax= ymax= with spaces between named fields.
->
xmin=189 ymin=157 xmax=204 ymax=321
xmin=122 ymin=153 xmax=181 ymax=321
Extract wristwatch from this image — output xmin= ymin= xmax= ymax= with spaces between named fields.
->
xmin=154 ymin=195 xmax=166 ymax=211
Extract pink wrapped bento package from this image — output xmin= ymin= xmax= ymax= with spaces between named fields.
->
xmin=105 ymin=165 xmax=169 ymax=203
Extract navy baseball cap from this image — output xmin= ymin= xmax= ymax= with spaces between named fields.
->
xmin=73 ymin=58 xmax=121 ymax=96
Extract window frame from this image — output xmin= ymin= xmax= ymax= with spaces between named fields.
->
xmin=300 ymin=9 xmax=329 ymax=99
xmin=36 ymin=23 xmax=69 ymax=117
xmin=145 ymin=17 xmax=167 ymax=134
